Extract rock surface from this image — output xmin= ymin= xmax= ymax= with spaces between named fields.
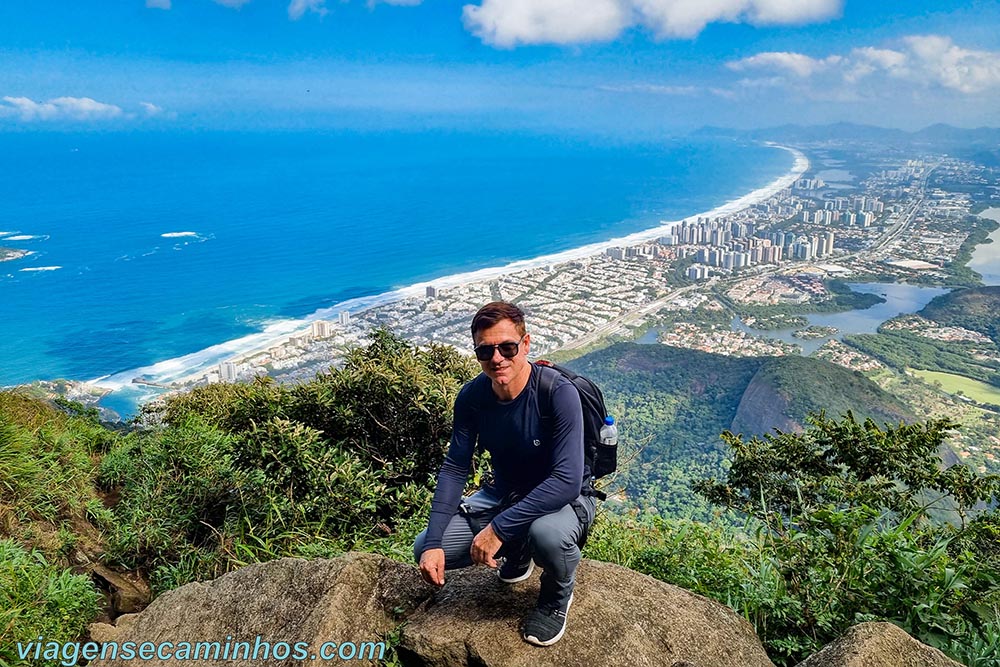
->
xmin=401 ymin=558 xmax=773 ymax=667
xmin=795 ymin=622 xmax=963 ymax=667
xmin=91 ymin=553 xmax=428 ymax=666
xmin=88 ymin=553 xmax=958 ymax=667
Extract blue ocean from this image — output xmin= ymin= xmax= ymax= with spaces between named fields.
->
xmin=0 ymin=130 xmax=790 ymax=396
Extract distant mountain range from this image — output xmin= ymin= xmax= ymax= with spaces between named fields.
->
xmin=693 ymin=122 xmax=1000 ymax=148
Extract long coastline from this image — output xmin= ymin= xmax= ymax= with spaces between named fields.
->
xmin=91 ymin=145 xmax=809 ymax=392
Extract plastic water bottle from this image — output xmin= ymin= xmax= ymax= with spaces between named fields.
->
xmin=600 ymin=416 xmax=618 ymax=448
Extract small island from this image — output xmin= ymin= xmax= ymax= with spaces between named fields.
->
xmin=0 ymin=246 xmax=29 ymax=262
xmin=793 ymin=325 xmax=840 ymax=340
xmin=742 ymin=313 xmax=809 ymax=330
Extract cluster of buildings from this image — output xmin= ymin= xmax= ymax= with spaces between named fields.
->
xmin=652 ymin=216 xmax=839 ymax=281
xmin=659 ymin=322 xmax=799 ymax=357
xmin=813 ymin=340 xmax=885 ymax=372
xmin=881 ymin=315 xmax=993 ymax=344
xmin=725 ymin=273 xmax=829 ymax=306
xmin=183 ymin=151 xmax=993 ymax=405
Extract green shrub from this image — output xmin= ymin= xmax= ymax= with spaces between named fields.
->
xmin=0 ymin=539 xmax=100 ymax=667
xmin=692 ymin=413 xmax=1000 ymax=665
xmin=101 ymin=331 xmax=478 ymax=591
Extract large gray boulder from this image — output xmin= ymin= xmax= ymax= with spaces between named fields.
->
xmin=90 ymin=553 xmax=773 ymax=666
xmin=91 ymin=553 xmax=427 ymax=666
xmin=89 ymin=553 xmax=961 ymax=667
xmin=795 ymin=622 xmax=963 ymax=667
xmin=401 ymin=558 xmax=774 ymax=667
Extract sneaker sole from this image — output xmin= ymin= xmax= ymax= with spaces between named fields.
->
xmin=498 ymin=559 xmax=534 ymax=583
xmin=523 ymin=594 xmax=573 ymax=647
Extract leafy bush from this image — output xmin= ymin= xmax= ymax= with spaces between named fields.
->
xmin=0 ymin=539 xmax=100 ymax=667
xmin=102 ymin=331 xmax=479 ymax=591
xmin=693 ymin=412 xmax=1000 ymax=665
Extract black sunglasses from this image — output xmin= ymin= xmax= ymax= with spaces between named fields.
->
xmin=473 ymin=335 xmax=525 ymax=361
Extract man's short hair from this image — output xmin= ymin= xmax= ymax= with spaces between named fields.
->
xmin=471 ymin=301 xmax=526 ymax=339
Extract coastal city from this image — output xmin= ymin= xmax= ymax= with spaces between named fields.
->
xmin=181 ymin=146 xmax=994 ymax=387
xmin=6 ymin=140 xmax=999 ymax=472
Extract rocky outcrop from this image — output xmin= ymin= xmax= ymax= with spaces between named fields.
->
xmin=730 ymin=368 xmax=800 ymax=436
xmin=795 ymin=622 xmax=963 ymax=667
xmin=91 ymin=553 xmax=429 ymax=667
xmin=400 ymin=559 xmax=773 ymax=667
xmin=90 ymin=554 xmax=956 ymax=667
xmin=91 ymin=553 xmax=772 ymax=666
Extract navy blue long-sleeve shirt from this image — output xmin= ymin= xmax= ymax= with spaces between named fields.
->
xmin=422 ymin=363 xmax=586 ymax=550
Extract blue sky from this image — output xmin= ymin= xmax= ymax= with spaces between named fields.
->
xmin=2 ymin=0 xmax=999 ymax=133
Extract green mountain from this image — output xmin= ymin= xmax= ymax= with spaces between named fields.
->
xmin=564 ymin=343 xmax=913 ymax=517
xmin=921 ymin=285 xmax=1000 ymax=345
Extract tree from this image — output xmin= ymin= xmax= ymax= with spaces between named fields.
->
xmin=692 ymin=412 xmax=1000 ymax=665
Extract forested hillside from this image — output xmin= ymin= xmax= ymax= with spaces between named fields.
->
xmin=565 ymin=343 xmax=914 ymax=518
xmin=921 ymin=286 xmax=1000 ymax=345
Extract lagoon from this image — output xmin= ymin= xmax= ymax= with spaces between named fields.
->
xmin=969 ymin=207 xmax=1000 ymax=286
xmin=640 ymin=282 xmax=953 ymax=354
xmin=730 ymin=283 xmax=952 ymax=354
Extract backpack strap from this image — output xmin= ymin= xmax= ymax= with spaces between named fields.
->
xmin=534 ymin=361 xmax=605 ymax=501
xmin=535 ymin=362 xmax=558 ymax=423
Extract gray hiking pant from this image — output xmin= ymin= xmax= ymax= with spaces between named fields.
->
xmin=413 ymin=487 xmax=596 ymax=607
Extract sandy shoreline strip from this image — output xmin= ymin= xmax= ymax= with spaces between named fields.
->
xmin=91 ymin=145 xmax=809 ymax=390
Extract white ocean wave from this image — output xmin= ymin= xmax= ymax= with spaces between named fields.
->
xmin=20 ymin=266 xmax=61 ymax=272
xmin=6 ymin=235 xmax=38 ymax=241
xmin=161 ymin=231 xmax=198 ymax=238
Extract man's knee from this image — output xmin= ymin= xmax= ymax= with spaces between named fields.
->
xmin=528 ymin=512 xmax=578 ymax=556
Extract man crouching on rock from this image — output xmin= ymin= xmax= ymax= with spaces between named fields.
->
xmin=413 ymin=301 xmax=595 ymax=647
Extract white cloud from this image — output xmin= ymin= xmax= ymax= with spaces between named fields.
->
xmin=213 ymin=0 xmax=252 ymax=8
xmin=902 ymin=35 xmax=1000 ymax=93
xmin=728 ymin=35 xmax=1000 ymax=96
xmin=463 ymin=0 xmax=630 ymax=48
xmin=288 ymin=0 xmax=328 ymax=20
xmin=146 ymin=0 xmax=171 ymax=9
xmin=745 ymin=0 xmax=841 ymax=25
xmin=462 ymin=0 xmax=842 ymax=46
xmin=0 ymin=96 xmax=125 ymax=122
xmin=728 ymin=52 xmax=842 ymax=77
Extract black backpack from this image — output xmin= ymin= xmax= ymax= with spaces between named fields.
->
xmin=535 ymin=360 xmax=617 ymax=500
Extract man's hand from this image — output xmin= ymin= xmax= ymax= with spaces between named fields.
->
xmin=419 ymin=548 xmax=446 ymax=587
xmin=470 ymin=523 xmax=504 ymax=568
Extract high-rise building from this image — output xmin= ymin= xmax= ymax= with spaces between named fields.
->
xmin=339 ymin=311 xmax=351 ymax=326
xmin=311 ymin=320 xmax=332 ymax=338
xmin=219 ymin=361 xmax=238 ymax=383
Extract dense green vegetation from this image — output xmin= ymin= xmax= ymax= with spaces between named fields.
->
xmin=565 ymin=344 xmax=912 ymax=519
xmin=0 ymin=393 xmax=114 ymax=666
xmin=1 ymin=540 xmax=101 ymax=667
xmin=845 ymin=330 xmax=1000 ymax=389
xmin=103 ymin=330 xmax=480 ymax=591
xmin=568 ymin=344 xmax=761 ymax=519
xmin=921 ymin=286 xmax=1000 ymax=345
xmin=3 ymin=332 xmax=999 ymax=666
xmin=734 ymin=355 xmax=912 ymax=432
xmin=589 ymin=414 xmax=1000 ymax=666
